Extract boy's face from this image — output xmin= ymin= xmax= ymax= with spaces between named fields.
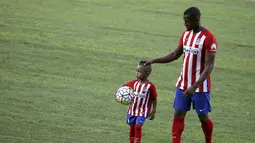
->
xmin=136 ymin=65 xmax=148 ymax=80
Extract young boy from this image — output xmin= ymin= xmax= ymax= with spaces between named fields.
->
xmin=124 ymin=61 xmax=158 ymax=143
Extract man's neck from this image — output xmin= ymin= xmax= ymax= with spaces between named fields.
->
xmin=193 ymin=25 xmax=204 ymax=33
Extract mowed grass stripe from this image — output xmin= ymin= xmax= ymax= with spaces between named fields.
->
xmin=1 ymin=0 xmax=255 ymax=142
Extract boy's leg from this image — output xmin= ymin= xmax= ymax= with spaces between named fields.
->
xmin=172 ymin=88 xmax=191 ymax=143
xmin=129 ymin=126 xmax=135 ymax=143
xmin=126 ymin=114 xmax=136 ymax=143
xmin=134 ymin=124 xmax=142 ymax=143
xmin=192 ymin=92 xmax=213 ymax=143
xmin=134 ymin=116 xmax=146 ymax=143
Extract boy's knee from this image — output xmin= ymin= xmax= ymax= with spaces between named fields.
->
xmin=135 ymin=124 xmax=142 ymax=131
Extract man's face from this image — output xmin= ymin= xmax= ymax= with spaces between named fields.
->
xmin=183 ymin=14 xmax=198 ymax=31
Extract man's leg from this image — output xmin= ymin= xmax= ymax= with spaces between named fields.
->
xmin=198 ymin=114 xmax=213 ymax=143
xmin=172 ymin=88 xmax=191 ymax=143
xmin=172 ymin=109 xmax=187 ymax=143
xmin=193 ymin=92 xmax=213 ymax=143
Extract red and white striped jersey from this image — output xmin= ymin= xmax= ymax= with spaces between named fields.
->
xmin=176 ymin=28 xmax=217 ymax=92
xmin=125 ymin=80 xmax=158 ymax=117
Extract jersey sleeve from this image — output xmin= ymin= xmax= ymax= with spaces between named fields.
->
xmin=178 ymin=31 xmax=185 ymax=47
xmin=204 ymin=33 xmax=217 ymax=53
xmin=150 ymin=83 xmax=158 ymax=100
xmin=125 ymin=80 xmax=136 ymax=89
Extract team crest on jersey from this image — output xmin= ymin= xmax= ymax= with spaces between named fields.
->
xmin=195 ymin=38 xmax=200 ymax=45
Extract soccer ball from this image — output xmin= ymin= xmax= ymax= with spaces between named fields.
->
xmin=115 ymin=86 xmax=134 ymax=105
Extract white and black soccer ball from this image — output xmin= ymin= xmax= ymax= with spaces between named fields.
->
xmin=115 ymin=86 xmax=134 ymax=105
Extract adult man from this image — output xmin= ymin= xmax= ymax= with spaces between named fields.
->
xmin=143 ymin=7 xmax=217 ymax=143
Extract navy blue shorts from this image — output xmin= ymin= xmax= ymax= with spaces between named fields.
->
xmin=126 ymin=114 xmax=146 ymax=126
xmin=173 ymin=88 xmax=211 ymax=114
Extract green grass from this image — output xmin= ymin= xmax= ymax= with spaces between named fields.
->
xmin=1 ymin=0 xmax=255 ymax=142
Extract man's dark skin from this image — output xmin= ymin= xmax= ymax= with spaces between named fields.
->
xmin=143 ymin=13 xmax=216 ymax=123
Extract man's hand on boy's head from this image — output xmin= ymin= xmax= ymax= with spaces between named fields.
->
xmin=140 ymin=60 xmax=153 ymax=66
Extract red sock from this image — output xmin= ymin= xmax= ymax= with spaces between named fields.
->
xmin=172 ymin=118 xmax=185 ymax=143
xmin=129 ymin=126 xmax=135 ymax=143
xmin=201 ymin=119 xmax=214 ymax=143
xmin=134 ymin=124 xmax=142 ymax=143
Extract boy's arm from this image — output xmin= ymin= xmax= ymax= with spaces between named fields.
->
xmin=152 ymin=99 xmax=157 ymax=112
xmin=123 ymin=80 xmax=136 ymax=88
xmin=149 ymin=98 xmax=157 ymax=120
xmin=148 ymin=84 xmax=158 ymax=120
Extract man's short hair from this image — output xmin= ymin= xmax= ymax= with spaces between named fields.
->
xmin=184 ymin=7 xmax=201 ymax=20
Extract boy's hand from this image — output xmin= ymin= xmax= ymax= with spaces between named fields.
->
xmin=148 ymin=110 xmax=156 ymax=120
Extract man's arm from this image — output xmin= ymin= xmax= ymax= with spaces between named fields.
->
xmin=184 ymin=52 xmax=215 ymax=96
xmin=145 ymin=46 xmax=183 ymax=65
xmin=184 ymin=52 xmax=215 ymax=95
xmin=193 ymin=52 xmax=215 ymax=88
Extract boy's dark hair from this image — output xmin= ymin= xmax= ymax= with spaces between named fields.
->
xmin=184 ymin=7 xmax=201 ymax=20
xmin=138 ymin=61 xmax=152 ymax=76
